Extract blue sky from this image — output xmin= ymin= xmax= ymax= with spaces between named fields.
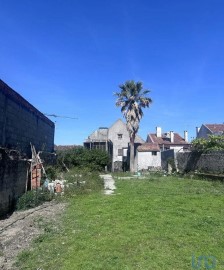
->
xmin=1 ymin=0 xmax=223 ymax=145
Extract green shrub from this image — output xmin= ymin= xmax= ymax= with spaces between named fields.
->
xmin=45 ymin=166 xmax=58 ymax=180
xmin=56 ymin=147 xmax=110 ymax=171
xmin=192 ymin=135 xmax=224 ymax=152
xmin=16 ymin=190 xmax=55 ymax=210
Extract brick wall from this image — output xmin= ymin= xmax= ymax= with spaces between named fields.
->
xmin=0 ymin=80 xmax=55 ymax=157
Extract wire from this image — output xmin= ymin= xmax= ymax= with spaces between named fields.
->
xmin=44 ymin=113 xmax=78 ymax=119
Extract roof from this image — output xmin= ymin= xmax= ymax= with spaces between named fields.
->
xmin=148 ymin=132 xmax=190 ymax=146
xmin=108 ymin=119 xmax=145 ymax=143
xmin=0 ymin=79 xmax=54 ymax=127
xmin=86 ymin=119 xmax=145 ymax=143
xmin=205 ymin=124 xmax=224 ymax=134
xmin=137 ymin=143 xmax=160 ymax=152
xmin=87 ymin=127 xmax=109 ymax=141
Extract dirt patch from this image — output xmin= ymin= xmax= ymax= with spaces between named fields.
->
xmin=0 ymin=201 xmax=66 ymax=270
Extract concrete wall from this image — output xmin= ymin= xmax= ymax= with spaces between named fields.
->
xmin=161 ymin=149 xmax=175 ymax=171
xmin=161 ymin=149 xmax=224 ymax=174
xmin=176 ymin=151 xmax=224 ymax=174
xmin=137 ymin=151 xmax=161 ymax=170
xmin=0 ymin=149 xmax=57 ymax=218
xmin=0 ymin=80 xmax=55 ymax=217
xmin=0 ymin=80 xmax=55 ymax=157
xmin=0 ymin=149 xmax=28 ymax=217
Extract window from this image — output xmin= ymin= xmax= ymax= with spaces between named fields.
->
xmin=117 ymin=134 xmax=123 ymax=140
xmin=118 ymin=149 xmax=123 ymax=156
xmin=152 ymin=151 xmax=157 ymax=156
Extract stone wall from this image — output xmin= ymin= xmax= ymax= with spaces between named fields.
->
xmin=161 ymin=150 xmax=224 ymax=174
xmin=176 ymin=151 xmax=224 ymax=174
xmin=0 ymin=80 xmax=55 ymax=157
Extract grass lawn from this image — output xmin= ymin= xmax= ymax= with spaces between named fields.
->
xmin=16 ymin=176 xmax=224 ymax=269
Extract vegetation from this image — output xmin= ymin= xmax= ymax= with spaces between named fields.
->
xmin=16 ymin=175 xmax=224 ymax=269
xmin=56 ymin=147 xmax=110 ymax=171
xmin=16 ymin=189 xmax=55 ymax=210
xmin=114 ymin=80 xmax=152 ymax=172
xmin=16 ymin=168 xmax=104 ymax=210
xmin=192 ymin=134 xmax=224 ymax=152
xmin=16 ymin=145 xmax=108 ymax=210
xmin=61 ymin=168 xmax=104 ymax=196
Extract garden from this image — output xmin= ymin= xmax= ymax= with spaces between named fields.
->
xmin=15 ymin=173 xmax=224 ymax=270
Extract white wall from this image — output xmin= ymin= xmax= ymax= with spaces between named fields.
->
xmin=170 ymin=146 xmax=184 ymax=152
xmin=137 ymin=151 xmax=161 ymax=170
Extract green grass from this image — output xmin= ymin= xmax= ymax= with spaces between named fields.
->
xmin=16 ymin=176 xmax=224 ymax=269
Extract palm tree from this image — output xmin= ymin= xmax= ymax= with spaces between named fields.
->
xmin=114 ymin=80 xmax=152 ymax=172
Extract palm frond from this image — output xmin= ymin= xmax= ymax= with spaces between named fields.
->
xmin=115 ymin=80 xmax=152 ymax=139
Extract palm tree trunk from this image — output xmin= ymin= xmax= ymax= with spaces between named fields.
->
xmin=130 ymin=135 xmax=135 ymax=173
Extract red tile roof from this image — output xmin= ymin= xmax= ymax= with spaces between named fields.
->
xmin=147 ymin=133 xmax=190 ymax=146
xmin=137 ymin=143 xmax=160 ymax=152
xmin=205 ymin=124 xmax=224 ymax=133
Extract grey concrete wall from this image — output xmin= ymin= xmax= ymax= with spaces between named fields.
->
xmin=0 ymin=149 xmax=28 ymax=217
xmin=176 ymin=151 xmax=224 ymax=174
xmin=0 ymin=80 xmax=55 ymax=157
xmin=0 ymin=149 xmax=57 ymax=217
xmin=161 ymin=149 xmax=175 ymax=170
xmin=0 ymin=80 xmax=55 ymax=217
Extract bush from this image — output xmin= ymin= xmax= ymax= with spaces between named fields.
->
xmin=16 ymin=189 xmax=55 ymax=210
xmin=45 ymin=166 xmax=58 ymax=180
xmin=192 ymin=135 xmax=224 ymax=152
xmin=56 ymin=147 xmax=110 ymax=171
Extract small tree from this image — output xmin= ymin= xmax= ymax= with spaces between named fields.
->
xmin=192 ymin=135 xmax=224 ymax=152
xmin=114 ymin=80 xmax=152 ymax=172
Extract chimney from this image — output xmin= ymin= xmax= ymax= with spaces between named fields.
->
xmin=184 ymin=131 xmax=188 ymax=142
xmin=196 ymin=127 xmax=200 ymax=138
xmin=170 ymin=131 xmax=174 ymax=143
xmin=156 ymin=127 xmax=162 ymax=137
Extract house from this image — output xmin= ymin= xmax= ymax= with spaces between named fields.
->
xmin=136 ymin=127 xmax=191 ymax=171
xmin=146 ymin=127 xmax=191 ymax=152
xmin=84 ymin=119 xmax=145 ymax=172
xmin=136 ymin=143 xmax=161 ymax=170
xmin=196 ymin=124 xmax=224 ymax=139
